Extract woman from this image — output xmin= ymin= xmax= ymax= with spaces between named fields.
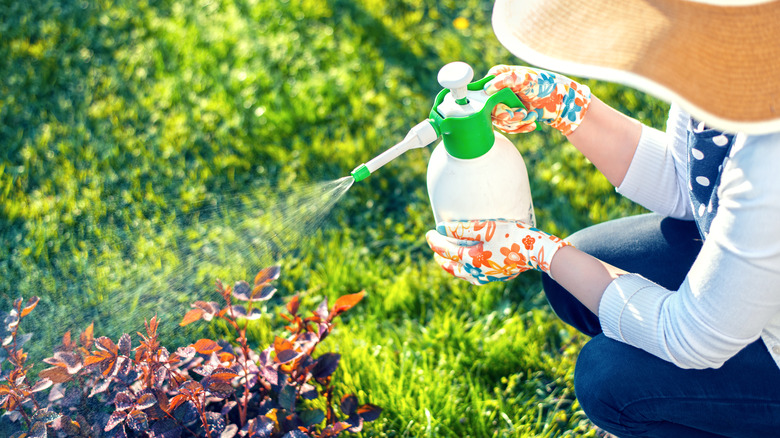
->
xmin=425 ymin=0 xmax=780 ymax=436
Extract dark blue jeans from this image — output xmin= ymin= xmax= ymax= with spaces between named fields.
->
xmin=542 ymin=213 xmax=780 ymax=437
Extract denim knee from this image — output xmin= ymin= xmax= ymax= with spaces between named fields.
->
xmin=574 ymin=335 xmax=637 ymax=436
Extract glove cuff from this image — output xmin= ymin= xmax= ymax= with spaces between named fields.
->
xmin=525 ymin=230 xmax=573 ymax=276
xmin=548 ymin=82 xmax=592 ymax=136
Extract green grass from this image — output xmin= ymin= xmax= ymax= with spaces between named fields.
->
xmin=0 ymin=0 xmax=670 ymax=436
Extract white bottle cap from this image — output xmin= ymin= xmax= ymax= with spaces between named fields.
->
xmin=437 ymin=62 xmax=473 ymax=104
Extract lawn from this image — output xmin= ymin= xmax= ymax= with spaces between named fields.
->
xmin=0 ymin=0 xmax=669 ymax=436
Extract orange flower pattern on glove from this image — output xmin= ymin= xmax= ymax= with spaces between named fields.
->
xmin=425 ymin=220 xmax=572 ymax=286
xmin=484 ymin=65 xmax=591 ymax=136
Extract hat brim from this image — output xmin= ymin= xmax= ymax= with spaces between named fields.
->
xmin=492 ymin=0 xmax=780 ymax=134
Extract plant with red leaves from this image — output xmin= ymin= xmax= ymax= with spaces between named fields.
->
xmin=0 ymin=266 xmax=380 ymax=438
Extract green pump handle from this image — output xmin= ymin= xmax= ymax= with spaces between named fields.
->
xmin=427 ymin=74 xmax=525 ymax=160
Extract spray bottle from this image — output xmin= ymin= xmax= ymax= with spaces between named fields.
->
xmin=351 ymin=61 xmax=535 ymax=227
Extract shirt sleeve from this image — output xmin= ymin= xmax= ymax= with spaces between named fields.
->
xmin=599 ymin=132 xmax=780 ymax=369
xmin=616 ymin=103 xmax=693 ymax=220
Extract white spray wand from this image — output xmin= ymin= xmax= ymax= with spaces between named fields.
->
xmin=350 ymin=119 xmax=439 ymax=182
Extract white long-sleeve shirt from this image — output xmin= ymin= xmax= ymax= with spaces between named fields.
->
xmin=599 ymin=103 xmax=780 ymax=369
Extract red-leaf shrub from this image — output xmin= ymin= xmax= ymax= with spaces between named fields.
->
xmin=0 ymin=266 xmax=380 ymax=437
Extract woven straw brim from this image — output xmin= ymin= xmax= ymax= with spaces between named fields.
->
xmin=492 ymin=0 xmax=780 ymax=134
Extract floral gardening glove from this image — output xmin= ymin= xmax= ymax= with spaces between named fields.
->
xmin=484 ymin=65 xmax=592 ymax=136
xmin=425 ymin=220 xmax=572 ymax=285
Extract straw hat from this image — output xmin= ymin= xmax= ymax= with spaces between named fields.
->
xmin=492 ymin=0 xmax=780 ymax=134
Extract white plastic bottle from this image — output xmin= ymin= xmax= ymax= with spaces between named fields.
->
xmin=426 ymin=62 xmax=535 ymax=227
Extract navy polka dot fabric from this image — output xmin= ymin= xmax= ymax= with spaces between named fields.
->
xmin=687 ymin=119 xmax=736 ymax=239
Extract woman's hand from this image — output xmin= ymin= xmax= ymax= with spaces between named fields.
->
xmin=485 ymin=65 xmax=591 ymax=136
xmin=425 ymin=219 xmax=572 ymax=285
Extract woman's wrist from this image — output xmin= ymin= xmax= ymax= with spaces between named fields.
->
xmin=549 ymin=245 xmax=627 ymax=315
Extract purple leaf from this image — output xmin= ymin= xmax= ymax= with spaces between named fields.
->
xmin=193 ymin=364 xmax=215 ymax=377
xmin=30 ymin=378 xmax=53 ymax=393
xmin=341 ymin=394 xmax=358 ymax=416
xmin=61 ymin=386 xmax=82 ymax=408
xmin=126 ymin=409 xmax=149 ymax=432
xmin=153 ymin=363 xmax=167 ymax=387
xmin=258 ymin=348 xmax=272 ymax=366
xmin=296 ymin=353 xmax=314 ymax=371
xmin=243 ymin=308 xmax=263 ymax=321
xmin=235 ymin=281 xmax=276 ymax=302
xmin=118 ymin=333 xmax=131 ymax=356
xmin=230 ymin=305 xmax=247 ymax=318
xmin=204 ymin=412 xmax=225 ymax=435
xmin=221 ymin=424 xmax=238 ymax=438
xmin=312 ymin=353 xmax=340 ymax=380
xmin=54 ymin=351 xmax=83 ymax=374
xmin=114 ymin=392 xmax=134 ymax=411
xmin=275 ymin=349 xmax=301 ymax=364
xmin=136 ymin=393 xmax=157 ymax=410
xmin=205 ymin=378 xmax=235 ymax=399
xmin=232 ymin=281 xmax=252 ymax=301
xmin=252 ymin=285 xmax=276 ymax=302
xmin=318 ymin=322 xmax=330 ymax=340
xmin=104 ymin=410 xmax=127 ymax=431
xmin=48 ymin=383 xmax=65 ymax=402
xmin=212 ymin=366 xmax=238 ymax=377
xmin=88 ymin=378 xmax=111 ymax=398
xmin=173 ymin=401 xmax=199 ymax=424
xmin=240 ymin=368 xmax=259 ymax=389
xmin=357 ymin=403 xmax=383 ymax=422
xmin=150 ymin=419 xmax=182 ymax=438
xmin=175 ymin=346 xmax=196 ymax=360
xmin=297 ymin=332 xmax=318 ymax=346
xmin=259 ymin=365 xmax=278 ymax=386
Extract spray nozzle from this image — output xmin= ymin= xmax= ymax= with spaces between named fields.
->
xmin=350 ymin=120 xmax=439 ymax=182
